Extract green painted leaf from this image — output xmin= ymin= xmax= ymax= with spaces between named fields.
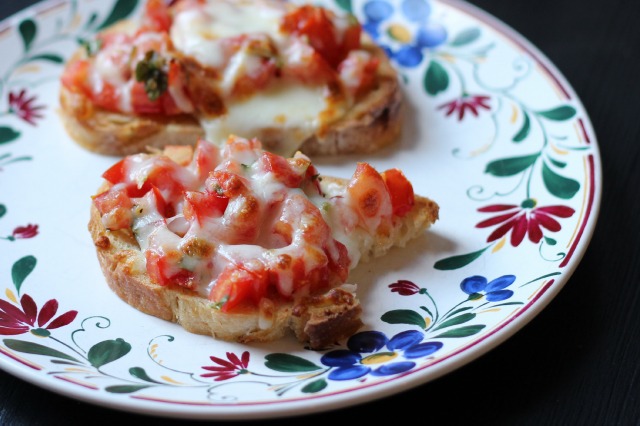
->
xmin=542 ymin=162 xmax=580 ymax=199
xmin=12 ymin=255 xmax=36 ymax=293
xmin=450 ymin=28 xmax=480 ymax=46
xmin=3 ymin=339 xmax=80 ymax=362
xmin=31 ymin=328 xmax=50 ymax=337
xmin=97 ymin=0 xmax=139 ymax=30
xmin=548 ymin=157 xmax=567 ymax=168
xmin=420 ymin=305 xmax=434 ymax=318
xmin=545 ymin=236 xmax=557 ymax=245
xmin=50 ymin=359 xmax=83 ymax=365
xmin=0 ymin=204 xmax=6 ymax=218
xmin=265 ymin=353 xmax=321 ymax=372
xmin=27 ymin=53 xmax=64 ymax=64
xmin=334 ymin=0 xmax=353 ymax=13
xmin=84 ymin=12 xmax=98 ymax=29
xmin=434 ymin=325 xmax=486 ymax=338
xmin=424 ymin=60 xmax=449 ymax=96
xmin=485 ymin=153 xmax=539 ymax=177
xmin=443 ymin=307 xmax=472 ymax=319
xmin=302 ymin=378 xmax=327 ymax=393
xmin=87 ymin=338 xmax=131 ymax=367
xmin=512 ymin=110 xmax=530 ymax=142
xmin=129 ymin=367 xmax=162 ymax=383
xmin=491 ymin=301 xmax=524 ymax=308
xmin=381 ymin=310 xmax=426 ymax=328
xmin=434 ymin=247 xmax=488 ymax=270
xmin=19 ymin=19 xmax=36 ymax=52
xmin=105 ymin=384 xmax=151 ymax=394
xmin=0 ymin=127 xmax=21 ymax=145
xmin=537 ymin=105 xmax=576 ymax=121
xmin=433 ymin=313 xmax=476 ymax=331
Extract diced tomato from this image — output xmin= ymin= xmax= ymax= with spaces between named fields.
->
xmin=303 ymin=161 xmax=322 ymax=195
xmin=131 ymin=81 xmax=164 ymax=114
xmin=281 ymin=5 xmax=361 ymax=69
xmin=102 ymin=159 xmax=127 ymax=184
xmin=231 ymin=59 xmax=278 ymax=98
xmin=328 ymin=240 xmax=350 ymax=282
xmin=141 ymin=0 xmax=173 ymax=33
xmin=189 ymin=138 xmax=220 ymax=182
xmin=183 ymin=190 xmax=229 ymax=224
xmin=161 ymin=91 xmax=181 ymax=115
xmin=125 ymin=157 xmax=186 ymax=200
xmin=222 ymin=135 xmax=263 ymax=158
xmin=339 ymin=54 xmax=380 ymax=98
xmin=258 ymin=151 xmax=307 ymax=188
xmin=347 ymin=162 xmax=387 ymax=218
xmin=148 ymin=185 xmax=173 ymax=218
xmin=205 ymin=169 xmax=260 ymax=243
xmin=92 ymin=186 xmax=132 ymax=215
xmin=92 ymin=187 xmax=134 ymax=230
xmin=145 ymin=248 xmax=196 ymax=289
xmin=90 ymin=82 xmax=120 ymax=112
xmin=282 ymin=49 xmax=337 ymax=85
xmin=341 ymin=20 xmax=361 ymax=57
xmin=60 ymin=59 xmax=92 ymax=97
xmin=146 ymin=160 xmax=186 ymax=199
xmin=206 ymin=170 xmax=248 ymax=198
xmin=381 ymin=168 xmax=415 ymax=217
xmin=162 ymin=60 xmax=186 ymax=115
xmin=357 ymin=57 xmax=379 ymax=96
xmin=208 ymin=264 xmax=269 ymax=312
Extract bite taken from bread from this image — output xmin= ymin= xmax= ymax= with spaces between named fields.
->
xmin=89 ymin=135 xmax=439 ymax=349
xmin=60 ymin=0 xmax=404 ymax=157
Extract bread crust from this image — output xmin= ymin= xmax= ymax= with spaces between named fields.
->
xmin=59 ymin=87 xmax=204 ymax=156
xmin=88 ymin=178 xmax=438 ymax=349
xmin=59 ymin=21 xmax=403 ymax=157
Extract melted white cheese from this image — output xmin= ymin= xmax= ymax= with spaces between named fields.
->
xmin=200 ymin=82 xmax=328 ymax=155
xmin=170 ymin=0 xmax=285 ymax=68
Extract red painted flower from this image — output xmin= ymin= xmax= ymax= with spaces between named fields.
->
xmin=476 ymin=199 xmax=575 ymax=247
xmin=11 ymin=224 xmax=39 ymax=240
xmin=389 ymin=280 xmax=422 ymax=296
xmin=0 ymin=294 xmax=77 ymax=336
xmin=201 ymin=351 xmax=250 ymax=381
xmin=438 ymin=94 xmax=491 ymax=120
xmin=8 ymin=89 xmax=45 ymax=125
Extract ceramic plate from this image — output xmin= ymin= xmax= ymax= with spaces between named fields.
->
xmin=0 ymin=0 xmax=601 ymax=420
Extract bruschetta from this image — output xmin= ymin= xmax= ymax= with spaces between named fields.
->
xmin=60 ymin=0 xmax=403 ymax=157
xmin=88 ymin=135 xmax=439 ymax=349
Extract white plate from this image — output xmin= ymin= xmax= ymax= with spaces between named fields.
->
xmin=0 ymin=0 xmax=601 ymax=420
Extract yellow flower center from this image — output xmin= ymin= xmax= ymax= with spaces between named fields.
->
xmin=361 ymin=351 xmax=398 ymax=365
xmin=387 ymin=24 xmax=412 ymax=43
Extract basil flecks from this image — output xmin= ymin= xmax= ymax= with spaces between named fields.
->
xmin=135 ymin=50 xmax=168 ymax=101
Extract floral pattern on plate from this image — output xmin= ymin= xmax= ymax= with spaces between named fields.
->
xmin=0 ymin=0 xmax=600 ymax=420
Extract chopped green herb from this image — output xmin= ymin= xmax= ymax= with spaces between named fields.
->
xmin=210 ymin=295 xmax=228 ymax=310
xmin=135 ymin=50 xmax=168 ymax=101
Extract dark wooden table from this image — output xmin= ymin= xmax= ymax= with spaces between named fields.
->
xmin=0 ymin=1 xmax=637 ymax=425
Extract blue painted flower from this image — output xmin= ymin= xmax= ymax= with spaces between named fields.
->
xmin=320 ymin=330 xmax=443 ymax=380
xmin=362 ymin=0 xmax=447 ymax=67
xmin=460 ymin=275 xmax=516 ymax=302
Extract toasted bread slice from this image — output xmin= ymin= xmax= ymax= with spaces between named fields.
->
xmin=59 ymin=0 xmax=403 ymax=157
xmin=88 ymin=138 xmax=438 ymax=349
